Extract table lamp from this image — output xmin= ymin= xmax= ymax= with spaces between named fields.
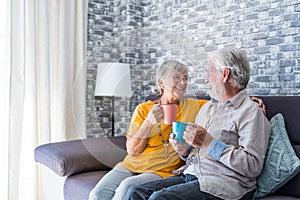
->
xmin=94 ymin=62 xmax=132 ymax=137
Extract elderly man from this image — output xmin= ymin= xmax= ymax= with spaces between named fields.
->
xmin=124 ymin=47 xmax=270 ymax=200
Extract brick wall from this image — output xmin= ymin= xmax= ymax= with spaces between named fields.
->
xmin=87 ymin=0 xmax=300 ymax=138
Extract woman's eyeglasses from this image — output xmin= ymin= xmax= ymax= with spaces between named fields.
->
xmin=172 ymin=75 xmax=190 ymax=83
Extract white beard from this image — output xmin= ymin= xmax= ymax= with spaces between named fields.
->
xmin=209 ymin=81 xmax=225 ymax=101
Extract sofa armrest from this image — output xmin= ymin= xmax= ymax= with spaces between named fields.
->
xmin=34 ymin=136 xmax=127 ymax=177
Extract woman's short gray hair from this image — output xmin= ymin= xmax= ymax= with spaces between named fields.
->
xmin=152 ymin=60 xmax=188 ymax=96
xmin=209 ymin=47 xmax=250 ymax=89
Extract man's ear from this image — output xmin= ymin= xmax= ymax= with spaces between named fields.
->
xmin=222 ymin=68 xmax=231 ymax=83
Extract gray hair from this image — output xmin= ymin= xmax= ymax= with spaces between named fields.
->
xmin=209 ymin=47 xmax=250 ymax=89
xmin=152 ymin=60 xmax=188 ymax=96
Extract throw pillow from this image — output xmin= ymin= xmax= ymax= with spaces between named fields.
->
xmin=254 ymin=113 xmax=300 ymax=199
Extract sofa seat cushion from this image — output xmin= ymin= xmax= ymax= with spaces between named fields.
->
xmin=64 ymin=171 xmax=109 ymax=200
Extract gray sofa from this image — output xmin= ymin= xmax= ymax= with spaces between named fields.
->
xmin=34 ymin=96 xmax=300 ymax=200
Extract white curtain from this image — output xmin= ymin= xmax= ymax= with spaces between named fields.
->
xmin=0 ymin=0 xmax=88 ymax=199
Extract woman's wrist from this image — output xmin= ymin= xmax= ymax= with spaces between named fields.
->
xmin=143 ymin=118 xmax=155 ymax=128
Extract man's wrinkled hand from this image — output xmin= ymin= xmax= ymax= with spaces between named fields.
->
xmin=183 ymin=123 xmax=213 ymax=149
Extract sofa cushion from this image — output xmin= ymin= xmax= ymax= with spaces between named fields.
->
xmin=254 ymin=113 xmax=300 ymax=199
xmin=64 ymin=171 xmax=109 ymax=200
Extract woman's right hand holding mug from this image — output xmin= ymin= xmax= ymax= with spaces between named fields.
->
xmin=145 ymin=104 xmax=163 ymax=126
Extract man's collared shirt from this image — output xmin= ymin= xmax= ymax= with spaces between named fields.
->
xmin=184 ymin=90 xmax=270 ymax=200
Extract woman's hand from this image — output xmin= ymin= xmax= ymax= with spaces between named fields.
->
xmin=169 ymin=133 xmax=189 ymax=156
xmin=145 ymin=104 xmax=164 ymax=126
xmin=251 ymin=96 xmax=266 ymax=115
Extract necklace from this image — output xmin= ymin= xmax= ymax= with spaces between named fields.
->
xmin=158 ymin=121 xmax=170 ymax=159
xmin=154 ymin=99 xmax=179 ymax=159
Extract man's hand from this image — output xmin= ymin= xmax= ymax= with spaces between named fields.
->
xmin=183 ymin=123 xmax=213 ymax=149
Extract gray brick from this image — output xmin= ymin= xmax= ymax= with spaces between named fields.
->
xmin=291 ymin=21 xmax=300 ymax=27
xmin=188 ymin=24 xmax=198 ymax=30
xmin=283 ymin=13 xmax=298 ymax=21
xmin=253 ymin=33 xmax=268 ymax=40
xmin=255 ymin=47 xmax=270 ymax=54
xmin=279 ymin=74 xmax=295 ymax=81
xmin=255 ymin=76 xmax=271 ymax=82
xmin=196 ymin=5 xmax=207 ymax=11
xmin=173 ymin=16 xmax=184 ymax=22
xmin=280 ymin=59 xmax=296 ymax=67
xmin=246 ymin=13 xmax=258 ymax=20
xmin=268 ymin=24 xmax=280 ymax=31
xmin=255 ymin=5 xmax=270 ymax=12
xmin=266 ymin=38 xmax=284 ymax=45
xmin=268 ymin=9 xmax=281 ymax=16
xmin=280 ymin=44 xmax=297 ymax=51
xmin=149 ymin=16 xmax=159 ymax=21
xmin=102 ymin=16 xmax=114 ymax=22
xmin=252 ymin=89 xmax=270 ymax=95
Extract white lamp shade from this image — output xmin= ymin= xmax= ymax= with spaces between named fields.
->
xmin=95 ymin=63 xmax=132 ymax=97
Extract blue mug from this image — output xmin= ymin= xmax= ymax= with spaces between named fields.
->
xmin=172 ymin=121 xmax=189 ymax=144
